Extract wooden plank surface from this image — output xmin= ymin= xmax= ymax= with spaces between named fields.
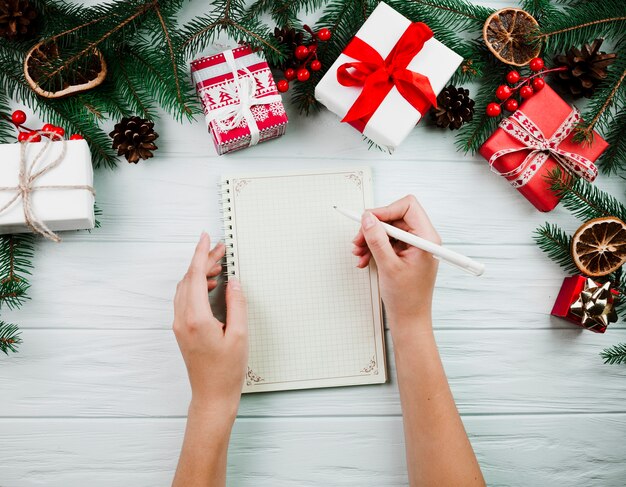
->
xmin=1 ymin=415 xmax=625 ymax=487
xmin=2 ymin=0 xmax=626 ymax=485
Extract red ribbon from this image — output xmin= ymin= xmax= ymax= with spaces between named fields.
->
xmin=336 ymin=22 xmax=438 ymax=127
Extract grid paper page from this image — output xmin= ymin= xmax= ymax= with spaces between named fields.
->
xmin=224 ymin=168 xmax=386 ymax=393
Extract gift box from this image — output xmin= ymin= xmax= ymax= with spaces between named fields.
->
xmin=191 ymin=46 xmax=288 ymax=155
xmin=551 ymin=275 xmax=619 ymax=333
xmin=0 ymin=139 xmax=95 ymax=240
xmin=315 ymin=1 xmax=463 ymax=151
xmin=479 ymin=85 xmax=608 ymax=212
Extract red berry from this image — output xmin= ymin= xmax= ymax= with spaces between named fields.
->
xmin=529 ymin=57 xmax=544 ymax=72
xmin=11 ymin=110 xmax=26 ymax=125
xmin=317 ymin=28 xmax=331 ymax=41
xmin=52 ymin=126 xmax=65 ymax=137
xmin=42 ymin=123 xmax=56 ymax=134
xmin=486 ymin=102 xmax=501 ymax=117
xmin=495 ymin=85 xmax=512 ymax=100
xmin=70 ymin=133 xmax=84 ymax=140
xmin=29 ymin=132 xmax=41 ymax=142
xmin=505 ymin=70 xmax=520 ymax=84
xmin=276 ymin=79 xmax=289 ymax=92
xmin=294 ymin=45 xmax=309 ymax=60
xmin=520 ymin=85 xmax=534 ymax=99
xmin=17 ymin=131 xmax=30 ymax=142
xmin=297 ymin=68 xmax=310 ymax=82
xmin=504 ymin=98 xmax=519 ymax=112
xmin=310 ymin=59 xmax=322 ymax=71
xmin=284 ymin=68 xmax=296 ymax=81
xmin=531 ymin=77 xmax=545 ymax=91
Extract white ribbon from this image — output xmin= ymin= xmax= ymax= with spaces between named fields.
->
xmin=205 ymin=49 xmax=283 ymax=146
xmin=488 ymin=108 xmax=598 ymax=189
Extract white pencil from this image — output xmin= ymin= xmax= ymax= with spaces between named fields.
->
xmin=334 ymin=206 xmax=485 ymax=277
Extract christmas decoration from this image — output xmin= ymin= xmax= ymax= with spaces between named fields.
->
xmin=479 ymin=85 xmax=607 ymax=212
xmin=571 ymin=217 xmax=626 ymax=277
xmin=482 ymin=8 xmax=540 ymax=66
xmin=0 ymin=136 xmax=95 ymax=240
xmin=24 ymin=41 xmax=108 ymax=99
xmin=109 ymin=116 xmax=159 ymax=164
xmin=271 ymin=24 xmax=332 ymax=93
xmin=191 ymin=46 xmax=288 ymax=155
xmin=551 ymin=276 xmax=619 ymax=333
xmin=315 ymin=2 xmax=462 ymax=151
xmin=0 ymin=0 xmax=37 ymax=40
xmin=553 ymin=38 xmax=617 ymax=99
xmin=535 ymin=171 xmax=626 ymax=362
xmin=430 ymin=85 xmax=475 ymax=130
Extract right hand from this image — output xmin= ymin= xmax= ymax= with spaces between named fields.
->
xmin=352 ymin=195 xmax=440 ymax=330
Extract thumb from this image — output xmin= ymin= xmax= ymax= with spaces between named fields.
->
xmin=225 ymin=277 xmax=248 ymax=339
xmin=361 ymin=211 xmax=399 ymax=269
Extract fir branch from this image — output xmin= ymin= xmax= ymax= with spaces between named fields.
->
xmin=521 ymin=0 xmax=561 ymax=22
xmin=547 ymin=169 xmax=626 ymax=222
xmin=397 ymin=0 xmax=493 ymax=31
xmin=533 ymin=1 xmax=626 ymax=53
xmin=601 ymin=343 xmax=626 ymax=365
xmin=0 ymin=234 xmax=34 ymax=311
xmin=574 ymin=54 xmax=626 ymax=145
xmin=598 ymin=109 xmax=626 ymax=175
xmin=533 ymin=222 xmax=577 ymax=274
xmin=0 ymin=321 xmax=21 ymax=355
xmin=153 ymin=4 xmax=193 ymax=117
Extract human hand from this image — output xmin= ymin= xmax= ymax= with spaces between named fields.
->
xmin=352 ymin=195 xmax=440 ymax=331
xmin=173 ymin=232 xmax=248 ymax=419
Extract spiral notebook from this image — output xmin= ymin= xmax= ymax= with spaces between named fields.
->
xmin=221 ymin=167 xmax=386 ymax=393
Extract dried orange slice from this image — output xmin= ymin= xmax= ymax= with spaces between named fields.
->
xmin=571 ymin=217 xmax=626 ymax=277
xmin=24 ymin=40 xmax=107 ymax=99
xmin=483 ymin=8 xmax=540 ymax=66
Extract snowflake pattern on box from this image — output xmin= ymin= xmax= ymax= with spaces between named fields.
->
xmin=191 ymin=46 xmax=288 ymax=155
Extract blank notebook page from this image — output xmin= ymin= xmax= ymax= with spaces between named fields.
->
xmin=222 ymin=167 xmax=386 ymax=393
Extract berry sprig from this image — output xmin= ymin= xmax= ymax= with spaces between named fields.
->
xmin=276 ymin=26 xmax=331 ymax=93
xmin=2 ymin=110 xmax=83 ymax=142
xmin=485 ymin=58 xmax=567 ymax=117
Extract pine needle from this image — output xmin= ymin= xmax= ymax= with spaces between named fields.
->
xmin=601 ymin=343 xmax=626 ymax=365
xmin=0 ymin=321 xmax=22 ymax=355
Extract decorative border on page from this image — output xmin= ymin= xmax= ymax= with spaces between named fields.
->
xmin=345 ymin=171 xmax=363 ymax=189
xmin=234 ymin=178 xmax=251 ymax=195
xmin=246 ymin=367 xmax=264 ymax=386
xmin=360 ymin=356 xmax=378 ymax=375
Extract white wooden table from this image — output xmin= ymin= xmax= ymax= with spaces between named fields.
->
xmin=2 ymin=2 xmax=626 ymax=484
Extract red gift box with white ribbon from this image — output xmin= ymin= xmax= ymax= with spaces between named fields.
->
xmin=191 ymin=46 xmax=288 ymax=155
xmin=479 ymin=85 xmax=608 ymax=212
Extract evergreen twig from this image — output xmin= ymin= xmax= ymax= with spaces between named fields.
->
xmin=601 ymin=343 xmax=626 ymax=365
xmin=0 ymin=322 xmax=22 ymax=355
xmin=533 ymin=222 xmax=577 ymax=274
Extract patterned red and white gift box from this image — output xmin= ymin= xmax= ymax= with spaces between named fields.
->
xmin=191 ymin=46 xmax=288 ymax=155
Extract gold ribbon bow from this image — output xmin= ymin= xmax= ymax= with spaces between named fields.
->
xmin=570 ymin=278 xmax=618 ymax=330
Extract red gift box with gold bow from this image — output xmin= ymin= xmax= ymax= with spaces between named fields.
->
xmin=479 ymin=85 xmax=608 ymax=212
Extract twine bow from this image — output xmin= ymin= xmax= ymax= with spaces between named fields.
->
xmin=570 ymin=278 xmax=618 ymax=331
xmin=488 ymin=108 xmax=598 ymax=188
xmin=0 ymin=133 xmax=95 ymax=242
xmin=336 ymin=22 xmax=437 ymax=126
xmin=205 ymin=49 xmax=283 ymax=146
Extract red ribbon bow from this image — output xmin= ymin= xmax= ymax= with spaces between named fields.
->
xmin=336 ymin=21 xmax=438 ymax=127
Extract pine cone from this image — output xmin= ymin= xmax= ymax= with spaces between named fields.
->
xmin=272 ymin=26 xmax=304 ymax=70
xmin=109 ymin=117 xmax=159 ymax=164
xmin=554 ymin=38 xmax=617 ymax=99
xmin=430 ymin=86 xmax=475 ymax=130
xmin=0 ymin=0 xmax=37 ymax=40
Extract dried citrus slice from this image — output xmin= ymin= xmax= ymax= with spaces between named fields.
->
xmin=24 ymin=40 xmax=107 ymax=99
xmin=483 ymin=8 xmax=540 ymax=66
xmin=571 ymin=217 xmax=626 ymax=277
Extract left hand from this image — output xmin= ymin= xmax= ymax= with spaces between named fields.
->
xmin=173 ymin=232 xmax=248 ymax=418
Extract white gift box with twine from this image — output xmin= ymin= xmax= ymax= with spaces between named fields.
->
xmin=0 ymin=138 xmax=95 ymax=240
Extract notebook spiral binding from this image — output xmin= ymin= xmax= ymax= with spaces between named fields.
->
xmin=220 ymin=178 xmax=237 ymax=279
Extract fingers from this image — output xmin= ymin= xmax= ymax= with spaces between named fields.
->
xmin=360 ymin=211 xmax=400 ymax=270
xmin=188 ymin=232 xmax=212 ymax=274
xmin=207 ymin=242 xmax=225 ymax=275
xmin=370 ymin=195 xmax=440 ymax=242
xmin=225 ymin=277 xmax=248 ymax=341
